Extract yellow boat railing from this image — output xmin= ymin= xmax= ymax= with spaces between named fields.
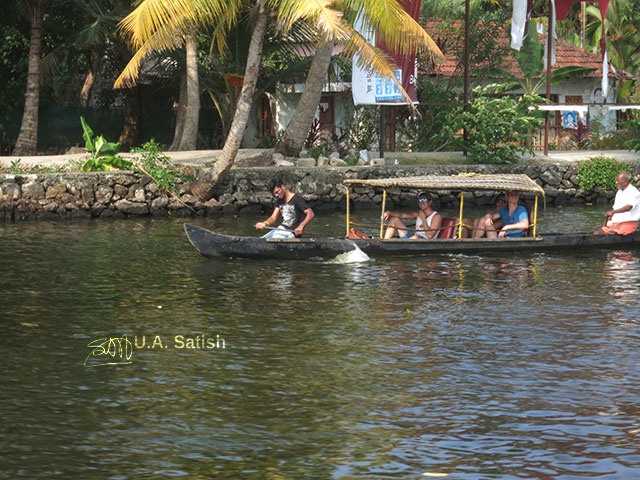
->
xmin=345 ymin=186 xmax=541 ymax=239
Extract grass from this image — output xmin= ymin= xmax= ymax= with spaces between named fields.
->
xmin=0 ymin=159 xmax=84 ymax=174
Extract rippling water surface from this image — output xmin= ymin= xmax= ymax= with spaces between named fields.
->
xmin=1 ymin=206 xmax=639 ymax=479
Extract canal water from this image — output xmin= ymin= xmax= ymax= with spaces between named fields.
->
xmin=1 ymin=206 xmax=639 ymax=479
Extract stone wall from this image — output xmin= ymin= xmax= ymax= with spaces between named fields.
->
xmin=0 ymin=162 xmax=636 ymax=220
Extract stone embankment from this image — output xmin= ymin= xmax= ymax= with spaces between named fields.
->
xmin=0 ymin=161 xmax=638 ymax=220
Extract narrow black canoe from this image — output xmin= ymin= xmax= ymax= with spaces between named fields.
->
xmin=184 ymin=223 xmax=640 ymax=260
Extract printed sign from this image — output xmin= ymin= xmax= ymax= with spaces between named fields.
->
xmin=352 ymin=0 xmax=422 ymax=105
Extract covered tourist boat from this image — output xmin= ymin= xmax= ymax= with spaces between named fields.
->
xmin=184 ymin=174 xmax=640 ymax=260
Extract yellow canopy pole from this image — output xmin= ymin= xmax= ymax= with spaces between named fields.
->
xmin=380 ymin=189 xmax=387 ymax=239
xmin=457 ymin=192 xmax=464 ymax=238
xmin=346 ymin=187 xmax=351 ymax=236
xmin=533 ymin=194 xmax=539 ymax=237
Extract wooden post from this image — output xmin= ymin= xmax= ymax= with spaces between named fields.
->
xmin=463 ymin=0 xmax=470 ymax=156
xmin=544 ymin=0 xmax=553 ymax=156
xmin=379 ymin=105 xmax=386 ymax=159
xmin=389 ymin=107 xmax=396 ymax=152
xmin=380 ymin=189 xmax=387 ymax=239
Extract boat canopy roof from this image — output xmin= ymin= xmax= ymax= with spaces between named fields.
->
xmin=344 ymin=173 xmax=545 ymax=195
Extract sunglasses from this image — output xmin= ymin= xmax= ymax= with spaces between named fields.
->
xmin=273 ymin=189 xmax=282 ymax=197
xmin=418 ymin=198 xmax=431 ymax=203
xmin=497 ymin=199 xmax=506 ymax=204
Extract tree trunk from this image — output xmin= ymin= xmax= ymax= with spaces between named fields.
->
xmin=169 ymin=74 xmax=187 ymax=151
xmin=176 ymin=35 xmax=200 ymax=151
xmin=13 ymin=0 xmax=43 ymax=156
xmin=275 ymin=41 xmax=334 ymax=157
xmin=79 ymin=51 xmax=99 ymax=108
xmin=118 ymin=86 xmax=141 ymax=151
xmin=190 ymin=8 xmax=268 ymax=201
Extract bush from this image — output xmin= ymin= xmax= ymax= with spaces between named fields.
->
xmin=80 ymin=116 xmax=132 ymax=171
xmin=130 ymin=140 xmax=194 ymax=193
xmin=437 ymin=85 xmax=542 ymax=164
xmin=343 ymin=103 xmax=379 ymax=151
xmin=623 ymin=119 xmax=640 ymax=152
xmin=397 ymin=81 xmax=458 ymax=152
xmin=578 ymin=156 xmax=630 ymax=191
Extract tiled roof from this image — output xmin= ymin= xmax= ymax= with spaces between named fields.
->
xmin=421 ymin=19 xmax=611 ymax=79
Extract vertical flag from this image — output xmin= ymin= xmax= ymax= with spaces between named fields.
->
xmin=553 ymin=0 xmax=611 ymax=96
xmin=352 ymin=0 xmax=422 ymax=105
xmin=510 ymin=0 xmax=534 ymax=51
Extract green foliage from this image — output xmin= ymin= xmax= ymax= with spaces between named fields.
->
xmin=623 ymin=119 xmax=640 ymax=152
xmin=343 ymin=153 xmax=359 ymax=166
xmin=130 ymin=139 xmax=194 ymax=193
xmin=305 ymin=145 xmax=331 ymax=160
xmin=578 ymin=156 xmax=630 ymax=191
xmin=425 ymin=7 xmax=510 ymax=81
xmin=256 ymin=133 xmax=278 ymax=148
xmin=344 ymin=104 xmax=379 ymax=150
xmin=80 ymin=117 xmax=131 ymax=171
xmin=10 ymin=159 xmax=22 ymax=174
xmin=437 ymin=86 xmax=542 ymax=164
xmin=587 ymin=127 xmax=636 ymax=150
xmin=516 ymin=21 xmax=544 ymax=81
xmin=398 ymin=80 xmax=458 ymax=152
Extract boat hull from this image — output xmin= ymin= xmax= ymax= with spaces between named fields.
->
xmin=184 ymin=223 xmax=640 ymax=260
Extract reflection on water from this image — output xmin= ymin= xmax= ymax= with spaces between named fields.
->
xmin=604 ymin=251 xmax=640 ymax=301
xmin=1 ymin=208 xmax=640 ymax=479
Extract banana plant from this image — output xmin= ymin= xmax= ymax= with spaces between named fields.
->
xmin=500 ymin=20 xmax=596 ymax=96
xmin=80 ymin=116 xmax=132 ymax=171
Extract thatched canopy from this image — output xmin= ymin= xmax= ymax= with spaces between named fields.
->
xmin=344 ymin=173 xmax=545 ymax=195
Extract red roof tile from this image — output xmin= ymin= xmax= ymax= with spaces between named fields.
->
xmin=421 ymin=19 xmax=610 ymax=79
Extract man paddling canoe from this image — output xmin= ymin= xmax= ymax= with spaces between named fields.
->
xmin=255 ymin=178 xmax=315 ymax=238
xmin=594 ymin=171 xmax=640 ymax=235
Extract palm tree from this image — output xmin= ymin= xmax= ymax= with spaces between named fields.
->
xmin=13 ymin=0 xmax=44 ymax=156
xmin=116 ymin=0 xmax=441 ymax=200
xmin=274 ymin=40 xmax=335 ymax=156
xmin=170 ymin=34 xmax=200 ymax=150
xmin=275 ymin=2 xmax=444 ymax=157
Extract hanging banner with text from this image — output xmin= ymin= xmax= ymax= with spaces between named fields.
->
xmin=352 ymin=0 xmax=422 ymax=105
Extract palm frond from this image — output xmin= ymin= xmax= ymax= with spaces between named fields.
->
xmin=119 ymin=0 xmax=233 ymax=49
xmin=275 ymin=0 xmax=346 ymax=39
xmin=341 ymin=22 xmax=415 ymax=105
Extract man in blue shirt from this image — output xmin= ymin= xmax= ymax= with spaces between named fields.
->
xmin=475 ymin=191 xmax=530 ymax=238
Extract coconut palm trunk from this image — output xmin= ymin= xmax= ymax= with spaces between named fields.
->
xmin=190 ymin=9 xmax=268 ymax=201
xmin=169 ymin=75 xmax=187 ymax=151
xmin=118 ymin=86 xmax=141 ymax=150
xmin=175 ymin=35 xmax=200 ymax=150
xmin=13 ymin=0 xmax=43 ymax=156
xmin=79 ymin=51 xmax=99 ymax=107
xmin=275 ymin=41 xmax=335 ymax=157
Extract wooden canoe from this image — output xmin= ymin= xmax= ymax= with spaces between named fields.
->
xmin=184 ymin=223 xmax=640 ymax=260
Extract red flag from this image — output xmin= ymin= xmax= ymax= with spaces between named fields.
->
xmin=373 ymin=0 xmax=422 ymax=104
xmin=555 ymin=0 xmax=610 ymax=23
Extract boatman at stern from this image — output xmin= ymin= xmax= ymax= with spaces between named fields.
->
xmin=255 ymin=178 xmax=315 ymax=238
xmin=594 ymin=171 xmax=640 ymax=235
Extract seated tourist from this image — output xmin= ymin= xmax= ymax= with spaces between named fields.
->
xmin=473 ymin=191 xmax=529 ymax=238
xmin=383 ymin=192 xmax=443 ymax=239
xmin=466 ymin=194 xmax=506 ymax=238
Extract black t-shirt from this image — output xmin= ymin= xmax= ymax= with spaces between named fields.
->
xmin=277 ymin=194 xmax=312 ymax=230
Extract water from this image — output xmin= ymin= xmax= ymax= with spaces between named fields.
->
xmin=1 ymin=206 xmax=640 ymax=479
